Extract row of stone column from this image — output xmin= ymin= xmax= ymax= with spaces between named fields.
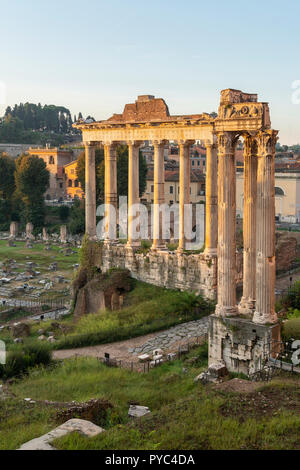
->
xmin=216 ymin=130 xmax=278 ymax=325
xmin=84 ymin=140 xmax=218 ymax=253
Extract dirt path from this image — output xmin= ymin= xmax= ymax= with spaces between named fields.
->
xmin=53 ymin=317 xmax=210 ymax=363
xmin=52 ymin=330 xmax=168 ymax=362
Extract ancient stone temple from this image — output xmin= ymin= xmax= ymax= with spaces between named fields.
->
xmin=74 ymin=89 xmax=280 ymax=374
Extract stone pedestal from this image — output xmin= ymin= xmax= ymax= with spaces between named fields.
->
xmin=208 ymin=315 xmax=281 ymax=375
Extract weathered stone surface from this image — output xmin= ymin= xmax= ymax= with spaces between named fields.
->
xmin=108 ymin=95 xmax=170 ymax=123
xmin=276 ymin=234 xmax=298 ymax=272
xmin=11 ymin=322 xmax=30 ymax=338
xmin=18 ymin=419 xmax=105 ymax=450
xmin=128 ymin=405 xmax=151 ymax=418
xmin=101 ymin=244 xmax=217 ymax=300
xmin=73 ymin=269 xmax=132 ymax=317
xmin=208 ymin=315 xmax=281 ymax=376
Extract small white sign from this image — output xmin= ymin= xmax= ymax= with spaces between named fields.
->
xmin=0 ymin=340 xmax=6 ymax=365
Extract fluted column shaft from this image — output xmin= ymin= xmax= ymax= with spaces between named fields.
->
xmin=104 ymin=143 xmax=117 ymax=242
xmin=216 ymin=132 xmax=238 ymax=316
xmin=84 ymin=142 xmax=96 ymax=238
xmin=239 ymin=136 xmax=258 ymax=314
xmin=152 ymin=141 xmax=166 ymax=250
xmin=178 ymin=141 xmax=192 ymax=251
xmin=204 ymin=142 xmax=218 ymax=255
xmin=253 ymin=131 xmax=278 ymax=324
xmin=127 ymin=141 xmax=140 ymax=247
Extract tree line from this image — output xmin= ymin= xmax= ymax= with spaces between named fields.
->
xmin=0 ymin=103 xmax=84 ymax=145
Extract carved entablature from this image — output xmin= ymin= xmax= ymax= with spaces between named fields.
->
xmin=73 ymin=89 xmax=275 ymax=144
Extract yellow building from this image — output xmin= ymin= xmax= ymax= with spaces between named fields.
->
xmin=64 ymin=160 xmax=84 ymax=200
xmin=236 ymin=163 xmax=300 ymax=223
xmin=28 ymin=147 xmax=75 ymax=200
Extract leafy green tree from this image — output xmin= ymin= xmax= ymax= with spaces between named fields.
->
xmin=58 ymin=205 xmax=70 ymax=222
xmin=0 ymin=154 xmax=16 ymax=199
xmin=68 ymin=199 xmax=85 ymax=234
xmin=15 ymin=155 xmax=49 ymax=229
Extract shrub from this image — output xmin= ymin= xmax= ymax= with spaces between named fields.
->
xmin=282 ymin=318 xmax=300 ymax=341
xmin=280 ymin=281 xmax=300 ymax=310
xmin=0 ymin=342 xmax=51 ymax=379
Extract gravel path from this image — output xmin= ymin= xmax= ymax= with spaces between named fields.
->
xmin=53 ymin=316 xmax=210 ymax=363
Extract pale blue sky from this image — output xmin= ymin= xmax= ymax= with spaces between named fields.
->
xmin=1 ymin=0 xmax=300 ymax=144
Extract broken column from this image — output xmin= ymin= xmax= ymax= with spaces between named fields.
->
xmin=9 ymin=221 xmax=18 ymax=239
xmin=26 ymin=222 xmax=35 ymax=240
xmin=60 ymin=225 xmax=68 ymax=244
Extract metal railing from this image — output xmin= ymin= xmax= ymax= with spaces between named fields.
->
xmin=97 ymin=334 xmax=208 ymax=373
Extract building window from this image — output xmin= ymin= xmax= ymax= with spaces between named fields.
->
xmin=59 ymin=183 xmax=63 ymax=188
xmin=170 ymin=186 xmax=174 ymax=194
xmin=68 ymin=179 xmax=73 ymax=187
xmin=75 ymin=179 xmax=79 ymax=187
xmin=192 ymin=160 xmax=195 ymax=166
xmin=151 ymin=185 xmax=154 ymax=193
xmin=170 ymin=200 xmax=174 ymax=205
xmin=49 ymin=156 xmax=55 ymax=164
xmin=71 ymin=169 xmax=75 ymax=174
xmin=275 ymin=187 xmax=285 ymax=196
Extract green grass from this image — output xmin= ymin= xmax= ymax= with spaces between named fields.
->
xmin=1 ymin=347 xmax=300 ymax=450
xmin=0 ymin=240 xmax=79 ymax=272
xmin=0 ymin=345 xmax=208 ymax=450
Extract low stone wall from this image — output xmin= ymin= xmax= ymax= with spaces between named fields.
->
xmin=101 ymin=244 xmax=217 ymax=300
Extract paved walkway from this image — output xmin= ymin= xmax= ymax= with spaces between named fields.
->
xmin=53 ymin=316 xmax=210 ymax=363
